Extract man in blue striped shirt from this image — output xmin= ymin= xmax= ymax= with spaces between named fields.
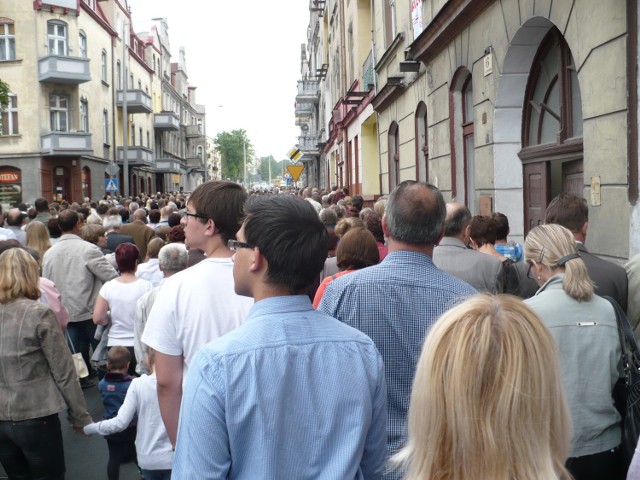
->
xmin=174 ymin=195 xmax=387 ymax=479
xmin=318 ymin=181 xmax=477 ymax=479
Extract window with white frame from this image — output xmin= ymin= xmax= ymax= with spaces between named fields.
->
xmin=101 ymin=50 xmax=107 ymax=82
xmin=80 ymin=98 xmax=89 ymax=132
xmin=49 ymin=94 xmax=68 ymax=132
xmin=103 ymin=109 xmax=109 ymax=144
xmin=116 ymin=61 xmax=121 ymax=89
xmin=79 ymin=31 xmax=87 ymax=58
xmin=0 ymin=20 xmax=16 ymax=61
xmin=47 ymin=21 xmax=67 ymax=56
xmin=1 ymin=94 xmax=18 ymax=135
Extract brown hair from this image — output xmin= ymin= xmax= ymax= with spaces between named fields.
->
xmin=107 ymin=346 xmax=131 ymax=371
xmin=336 ymin=227 xmax=380 ymax=271
xmin=469 ymin=215 xmax=497 ymax=247
xmin=0 ymin=248 xmax=41 ymax=303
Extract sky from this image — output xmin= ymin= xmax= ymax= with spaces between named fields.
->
xmin=127 ymin=0 xmax=309 ymax=162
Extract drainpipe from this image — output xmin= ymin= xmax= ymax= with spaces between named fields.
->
xmin=340 ymin=0 xmax=349 ymax=189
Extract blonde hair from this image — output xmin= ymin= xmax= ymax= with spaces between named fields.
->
xmin=0 ymin=248 xmax=41 ymax=303
xmin=396 ymin=294 xmax=572 ymax=480
xmin=334 ymin=217 xmax=364 ymax=239
xmin=25 ymin=221 xmax=52 ymax=259
xmin=145 ymin=237 xmax=165 ymax=262
xmin=80 ymin=223 xmax=105 ymax=245
xmin=524 ymin=224 xmax=593 ymax=301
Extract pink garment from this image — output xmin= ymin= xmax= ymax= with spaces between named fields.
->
xmin=39 ymin=277 xmax=69 ymax=330
xmin=377 ymin=242 xmax=388 ymax=261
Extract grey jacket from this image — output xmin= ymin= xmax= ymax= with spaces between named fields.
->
xmin=0 ymin=298 xmax=91 ymax=426
xmin=433 ymin=237 xmax=504 ymax=293
xmin=42 ymin=233 xmax=118 ymax=323
xmin=525 ymin=275 xmax=622 ymax=457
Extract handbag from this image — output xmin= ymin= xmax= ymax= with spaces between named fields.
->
xmin=66 ymin=331 xmax=89 ymax=379
xmin=605 ymin=296 xmax=640 ymax=470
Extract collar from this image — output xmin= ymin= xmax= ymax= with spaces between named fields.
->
xmin=437 ymin=237 xmax=468 ymax=249
xmin=534 ymin=274 xmax=564 ymax=295
xmin=247 ymin=295 xmax=312 ymax=321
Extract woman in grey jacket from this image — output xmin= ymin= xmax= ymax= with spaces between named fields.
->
xmin=0 ymin=248 xmax=92 ymax=480
xmin=524 ymin=224 xmax=623 ymax=480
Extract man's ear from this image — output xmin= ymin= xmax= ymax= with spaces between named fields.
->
xmin=581 ymin=221 xmax=588 ymax=238
xmin=250 ymin=247 xmax=264 ymax=273
xmin=382 ymin=214 xmax=389 ymax=237
xmin=204 ymin=219 xmax=217 ymax=236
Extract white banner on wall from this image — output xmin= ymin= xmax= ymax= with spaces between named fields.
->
xmin=411 ymin=0 xmax=423 ymax=40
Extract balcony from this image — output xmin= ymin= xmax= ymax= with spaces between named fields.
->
xmin=41 ymin=132 xmax=92 ymax=156
xmin=362 ymin=50 xmax=375 ymax=92
xmin=116 ymin=146 xmax=154 ymax=167
xmin=298 ymin=135 xmax=321 ymax=156
xmin=154 ymin=112 xmax=180 ymax=131
xmin=155 ymin=159 xmax=182 ymax=173
xmin=38 ymin=55 xmax=91 ymax=85
xmin=185 ymin=124 xmax=203 ymax=138
xmin=295 ymin=102 xmax=313 ymax=118
xmin=296 ymin=79 xmax=320 ymax=104
xmin=116 ymin=90 xmax=153 ymax=114
xmin=186 ymin=156 xmax=203 ymax=168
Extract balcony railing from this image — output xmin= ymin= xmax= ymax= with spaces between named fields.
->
xmin=116 ymin=146 xmax=154 ymax=166
xmin=155 ymin=159 xmax=182 ymax=173
xmin=38 ymin=55 xmax=91 ymax=85
xmin=296 ymin=79 xmax=320 ymax=104
xmin=362 ymin=50 xmax=375 ymax=92
xmin=154 ymin=112 xmax=180 ymax=131
xmin=185 ymin=124 xmax=203 ymax=138
xmin=41 ymin=132 xmax=92 ymax=155
xmin=298 ymin=135 xmax=321 ymax=155
xmin=295 ymin=102 xmax=314 ymax=118
xmin=116 ymin=90 xmax=153 ymax=114
xmin=186 ymin=156 xmax=203 ymax=168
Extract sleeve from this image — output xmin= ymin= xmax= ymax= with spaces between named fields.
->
xmin=38 ymin=307 xmax=91 ymax=427
xmin=317 ymin=280 xmax=340 ymax=317
xmin=141 ymin=283 xmax=182 ymax=356
xmin=173 ymin=350 xmax=231 ymax=479
xmin=84 ymin=380 xmax=139 ymax=436
xmin=360 ymin=351 xmax=388 ymax=479
xmin=625 ymin=257 xmax=640 ymax=334
xmin=134 ymin=293 xmax=150 ymax=374
xmin=39 ymin=279 xmax=69 ymax=330
xmin=86 ymin=245 xmax=119 ymax=283
xmin=312 ymin=277 xmax=332 ymax=309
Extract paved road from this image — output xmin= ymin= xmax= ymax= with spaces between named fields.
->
xmin=0 ymin=384 xmax=141 ymax=480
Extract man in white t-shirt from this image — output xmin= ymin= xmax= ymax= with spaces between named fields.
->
xmin=141 ymin=180 xmax=252 ymax=446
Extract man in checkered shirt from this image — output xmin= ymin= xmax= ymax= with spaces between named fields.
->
xmin=318 ymin=181 xmax=477 ymax=479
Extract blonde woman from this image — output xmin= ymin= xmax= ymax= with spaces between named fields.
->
xmin=524 ymin=224 xmax=623 ymax=480
xmin=395 ymin=294 xmax=572 ymax=480
xmin=25 ymin=220 xmax=51 ymax=260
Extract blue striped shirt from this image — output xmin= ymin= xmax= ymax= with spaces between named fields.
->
xmin=173 ymin=295 xmax=387 ymax=479
xmin=318 ymin=251 xmax=477 ymax=479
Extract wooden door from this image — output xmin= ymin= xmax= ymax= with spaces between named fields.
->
xmin=562 ymin=159 xmax=583 ymax=197
xmin=523 ymin=162 xmax=550 ymax=234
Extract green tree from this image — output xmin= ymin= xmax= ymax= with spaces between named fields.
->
xmin=0 ymin=79 xmax=9 ymax=134
xmin=214 ymin=129 xmax=254 ymax=183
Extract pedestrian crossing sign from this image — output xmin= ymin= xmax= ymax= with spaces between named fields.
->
xmin=286 ymin=165 xmax=305 ymax=182
xmin=288 ymin=147 xmax=303 ymax=162
xmin=105 ymin=178 xmax=118 ymax=192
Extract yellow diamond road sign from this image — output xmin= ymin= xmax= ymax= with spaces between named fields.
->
xmin=288 ymin=147 xmax=303 ymax=162
xmin=286 ymin=165 xmax=305 ymax=182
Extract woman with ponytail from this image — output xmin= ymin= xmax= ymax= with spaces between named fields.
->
xmin=524 ymin=224 xmax=624 ymax=480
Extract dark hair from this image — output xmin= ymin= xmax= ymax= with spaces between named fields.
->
xmin=168 ymin=225 xmax=186 ymax=243
xmin=6 ymin=209 xmax=25 ymax=227
xmin=469 ymin=216 xmax=497 ymax=247
xmin=76 ymin=206 xmax=91 ymax=219
xmin=96 ymin=204 xmax=109 ymax=216
xmin=243 ymin=195 xmax=328 ymax=293
xmin=119 ymin=209 xmax=130 ymax=223
xmin=351 ymin=194 xmax=364 ymax=211
xmin=319 ymin=208 xmax=338 ymax=226
xmin=47 ymin=217 xmax=62 ymax=238
xmin=57 ymin=209 xmax=79 ymax=233
xmin=362 ymin=210 xmax=384 ymax=243
xmin=167 ymin=212 xmax=182 ymax=228
xmin=0 ymin=239 xmax=22 ymax=256
xmin=336 ymin=227 xmax=379 ymax=271
xmin=148 ymin=209 xmax=161 ymax=224
xmin=386 ymin=181 xmax=446 ymax=245
xmin=107 ymin=346 xmax=131 ymax=371
xmin=115 ymin=242 xmax=139 ymax=273
xmin=34 ymin=198 xmax=49 ymax=213
xmin=444 ymin=205 xmax=472 ymax=237
xmin=492 ymin=212 xmax=510 ymax=240
xmin=545 ymin=193 xmax=588 ymax=233
xmin=188 ymin=181 xmax=248 ymax=243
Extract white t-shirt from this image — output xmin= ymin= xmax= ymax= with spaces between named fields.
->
xmin=136 ymin=258 xmax=163 ymax=287
xmin=100 ymin=278 xmax=153 ymax=347
xmin=141 ymin=258 xmax=253 ymax=379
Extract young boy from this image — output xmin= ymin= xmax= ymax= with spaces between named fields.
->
xmin=98 ymin=346 xmax=138 ymax=480
xmin=85 ymin=348 xmax=173 ymax=480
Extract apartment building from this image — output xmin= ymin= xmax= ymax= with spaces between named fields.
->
xmin=0 ymin=0 xmax=207 ymax=206
xmin=298 ymin=0 xmax=640 ymax=260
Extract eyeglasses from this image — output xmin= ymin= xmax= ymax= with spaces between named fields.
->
xmin=526 ymin=261 xmax=534 ymax=280
xmin=227 ymin=239 xmax=255 ymax=251
xmin=179 ymin=208 xmax=208 ymax=221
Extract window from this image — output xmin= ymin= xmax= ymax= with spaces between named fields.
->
xmin=415 ymin=102 xmax=428 ymax=182
xmin=47 ymin=21 xmax=67 ymax=56
xmin=384 ymin=0 xmax=397 ymax=46
xmin=130 ymin=73 xmax=134 ymax=89
xmin=388 ymin=121 xmax=400 ymax=191
xmin=116 ymin=61 xmax=121 ymax=89
xmin=1 ymin=94 xmax=18 ymax=135
xmin=80 ymin=98 xmax=88 ymax=132
xmin=137 ymin=79 xmax=142 ymax=90
xmin=462 ymin=76 xmax=475 ymax=212
xmin=139 ymin=127 xmax=142 ymax=146
xmin=146 ymin=131 xmax=150 ymax=148
xmin=101 ymin=50 xmax=107 ymax=82
xmin=49 ymin=94 xmax=68 ymax=132
xmin=131 ymin=124 xmax=135 ymax=144
xmin=0 ymin=20 xmax=16 ymax=61
xmin=79 ymin=31 xmax=87 ymax=58
xmin=102 ymin=109 xmax=109 ymax=144
xmin=449 ymin=68 xmax=474 ymax=210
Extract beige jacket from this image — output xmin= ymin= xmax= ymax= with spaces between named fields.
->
xmin=0 ymin=298 xmax=91 ymax=427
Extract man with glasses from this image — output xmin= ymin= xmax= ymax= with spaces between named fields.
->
xmin=142 ymin=181 xmax=253 ymax=446
xmin=173 ymin=195 xmax=387 ymax=478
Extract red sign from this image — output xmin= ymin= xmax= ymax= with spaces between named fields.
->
xmin=0 ymin=172 xmax=19 ymax=183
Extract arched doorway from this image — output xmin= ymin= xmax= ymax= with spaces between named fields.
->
xmin=450 ymin=67 xmax=474 ymax=211
xmin=82 ymin=166 xmax=92 ymax=200
xmin=415 ymin=101 xmax=429 ymax=182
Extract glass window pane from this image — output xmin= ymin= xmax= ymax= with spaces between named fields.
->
xmin=60 ymin=97 xmax=67 ymax=109
xmin=571 ymin=68 xmax=583 ymax=137
xmin=464 ymin=82 xmax=473 ymax=121
xmin=8 ymin=39 xmax=15 ymax=59
xmin=8 ymin=24 xmax=14 ymax=35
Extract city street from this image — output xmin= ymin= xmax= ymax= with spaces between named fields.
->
xmin=0 ymin=385 xmax=141 ymax=480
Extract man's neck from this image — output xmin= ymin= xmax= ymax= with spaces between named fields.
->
xmin=387 ymin=239 xmax=435 ymax=257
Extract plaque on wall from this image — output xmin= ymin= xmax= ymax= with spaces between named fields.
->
xmin=0 ymin=169 xmax=22 ymax=207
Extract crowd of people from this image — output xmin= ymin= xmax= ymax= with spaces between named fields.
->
xmin=0 ymin=181 xmax=639 ymax=479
